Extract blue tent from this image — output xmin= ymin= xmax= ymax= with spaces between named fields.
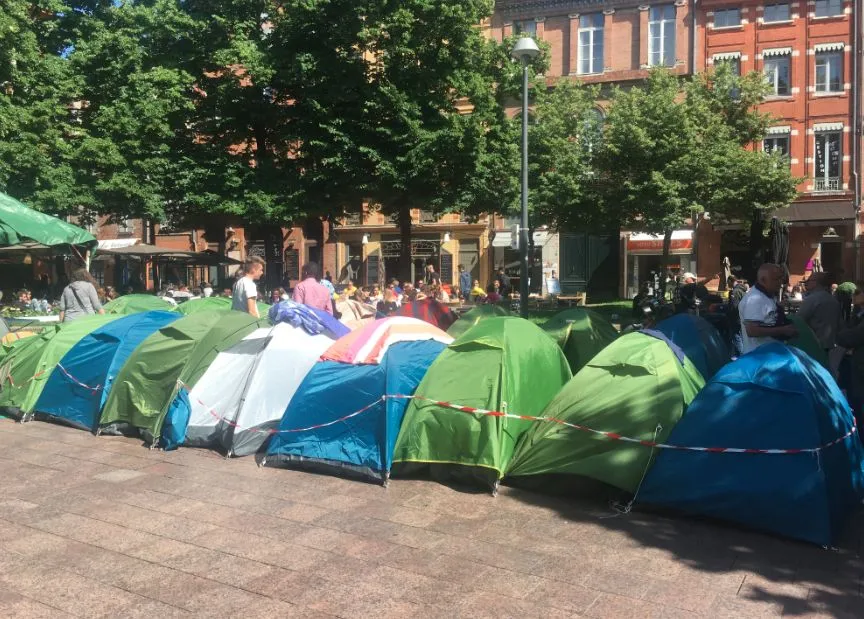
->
xmin=34 ymin=311 xmax=180 ymax=431
xmin=654 ymin=313 xmax=729 ymax=379
xmin=639 ymin=343 xmax=864 ymax=546
xmin=264 ymin=339 xmax=445 ymax=483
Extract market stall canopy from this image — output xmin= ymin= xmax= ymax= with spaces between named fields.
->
xmin=0 ymin=193 xmax=96 ymax=253
xmin=96 ymin=243 xmax=240 ymax=265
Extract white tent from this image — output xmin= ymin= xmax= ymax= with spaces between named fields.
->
xmin=183 ymin=322 xmax=332 ymax=456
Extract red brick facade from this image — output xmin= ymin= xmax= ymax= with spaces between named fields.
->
xmin=491 ymin=0 xmax=862 ymax=294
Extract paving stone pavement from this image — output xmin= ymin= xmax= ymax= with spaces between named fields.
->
xmin=0 ymin=418 xmax=862 ymax=618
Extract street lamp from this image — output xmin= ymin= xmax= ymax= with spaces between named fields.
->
xmin=511 ymin=36 xmax=540 ymax=318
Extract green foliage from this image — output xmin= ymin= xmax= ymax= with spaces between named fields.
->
xmin=0 ymin=0 xmax=84 ymax=214
xmin=531 ymin=65 xmax=799 ymax=239
xmin=524 ymin=79 xmax=602 ymax=230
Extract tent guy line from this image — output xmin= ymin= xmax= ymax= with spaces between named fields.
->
xmin=181 ymin=384 xmax=859 ymax=455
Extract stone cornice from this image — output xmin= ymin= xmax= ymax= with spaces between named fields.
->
xmin=495 ymin=0 xmax=657 ymax=16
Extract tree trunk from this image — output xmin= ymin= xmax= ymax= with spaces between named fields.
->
xmin=660 ymin=228 xmax=672 ymax=300
xmin=397 ymin=203 xmax=413 ymax=285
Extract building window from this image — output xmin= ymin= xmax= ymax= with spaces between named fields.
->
xmin=514 ymin=20 xmax=536 ymax=37
xmin=90 ymin=262 xmax=105 ymax=287
xmin=578 ymin=13 xmax=604 ymax=75
xmin=649 ymin=5 xmax=676 ymax=67
xmin=713 ymin=7 xmax=742 ymax=28
xmin=763 ymin=3 xmax=791 ymax=22
xmin=764 ymin=54 xmax=791 ymax=95
xmin=118 ymin=217 xmax=132 ymax=234
xmin=763 ymin=135 xmax=790 ymax=158
xmin=815 ymin=52 xmax=843 ymax=93
xmin=814 ymin=131 xmax=841 ymax=191
xmin=814 ymin=0 xmax=843 ymax=17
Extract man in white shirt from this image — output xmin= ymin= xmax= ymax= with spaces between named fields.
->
xmin=232 ymin=256 xmax=265 ymax=318
xmin=738 ymin=263 xmax=797 ymax=354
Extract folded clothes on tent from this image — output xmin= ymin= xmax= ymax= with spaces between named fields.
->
xmin=268 ymin=300 xmax=349 ymax=338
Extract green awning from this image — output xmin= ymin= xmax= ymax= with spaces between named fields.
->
xmin=0 ymin=193 xmax=96 ymax=252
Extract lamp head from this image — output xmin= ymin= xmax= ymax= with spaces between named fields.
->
xmin=510 ymin=37 xmax=540 ymax=64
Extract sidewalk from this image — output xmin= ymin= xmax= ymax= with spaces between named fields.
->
xmin=0 ymin=419 xmax=860 ymax=617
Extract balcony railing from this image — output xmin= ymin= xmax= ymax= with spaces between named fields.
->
xmin=814 ymin=177 xmax=841 ymax=192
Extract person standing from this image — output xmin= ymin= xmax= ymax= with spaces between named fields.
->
xmin=424 ymin=264 xmax=441 ymax=287
xmin=293 ymin=261 xmax=333 ymax=315
xmin=837 ymin=286 xmax=864 ymax=430
xmin=798 ymin=272 xmax=842 ymax=353
xmin=738 ymin=263 xmax=797 ymax=354
xmin=58 ymin=268 xmax=104 ymax=323
xmin=494 ymin=267 xmax=511 ymax=297
xmin=232 ymin=256 xmax=265 ymax=318
xmin=458 ymin=264 xmax=472 ymax=302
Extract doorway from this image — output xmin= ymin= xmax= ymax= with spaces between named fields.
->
xmin=820 ymin=241 xmax=843 ymax=279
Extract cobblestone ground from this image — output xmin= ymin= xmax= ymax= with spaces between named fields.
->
xmin=0 ymin=419 xmax=861 ymax=618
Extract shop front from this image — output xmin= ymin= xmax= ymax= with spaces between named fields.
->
xmin=624 ymin=230 xmax=694 ymax=298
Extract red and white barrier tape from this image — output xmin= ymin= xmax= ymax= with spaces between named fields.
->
xmin=1 ymin=370 xmax=45 ymax=389
xmin=56 ymin=364 xmax=102 ymax=393
xmin=181 ymin=386 xmax=858 ymax=454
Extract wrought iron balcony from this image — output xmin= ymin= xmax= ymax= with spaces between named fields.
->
xmin=814 ymin=177 xmax=841 ymax=192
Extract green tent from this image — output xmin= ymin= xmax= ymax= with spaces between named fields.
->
xmin=99 ymin=311 xmax=264 ymax=444
xmin=0 ymin=315 xmax=119 ymax=418
xmin=176 ymin=297 xmax=270 ymax=317
xmin=0 ymin=193 xmax=96 ymax=251
xmin=447 ymin=305 xmax=510 ymax=339
xmin=392 ymin=317 xmax=571 ymax=490
xmin=787 ymin=315 xmax=829 ymax=368
xmin=508 ymin=331 xmax=705 ymax=493
xmin=176 ymin=297 xmax=231 ymax=315
xmin=542 ymin=308 xmax=619 ymax=373
xmin=103 ymin=295 xmax=176 ymax=315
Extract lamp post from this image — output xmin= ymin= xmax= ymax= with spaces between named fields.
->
xmin=511 ymin=37 xmax=540 ymax=318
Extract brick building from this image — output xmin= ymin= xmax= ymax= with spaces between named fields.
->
xmin=490 ymin=0 xmax=862 ymax=296
xmin=695 ymin=0 xmax=861 ymax=288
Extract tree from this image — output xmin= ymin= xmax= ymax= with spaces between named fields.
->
xmin=0 ymin=1 xmax=85 ymax=214
xmin=593 ymin=69 xmax=705 ymax=295
xmin=685 ymin=64 xmax=800 ymax=273
xmin=274 ymin=0 xmax=519 ymax=282
xmin=585 ymin=66 xmax=798 ymax=293
xmin=524 ymin=79 xmax=603 ymax=232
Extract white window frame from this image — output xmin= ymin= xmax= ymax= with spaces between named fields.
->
xmin=815 ymin=51 xmax=843 ymax=93
xmin=763 ymin=53 xmax=791 ymax=96
xmin=813 ymin=0 xmax=843 ymax=17
xmin=648 ymin=5 xmax=676 ymax=68
xmin=713 ymin=7 xmax=742 ymax=28
xmin=514 ymin=20 xmax=537 ymax=37
xmin=813 ymin=130 xmax=842 ymax=191
xmin=763 ymin=3 xmax=791 ymax=22
xmin=763 ymin=135 xmax=791 ymax=159
xmin=578 ymin=13 xmax=604 ymax=75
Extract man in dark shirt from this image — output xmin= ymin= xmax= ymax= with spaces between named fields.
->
xmin=495 ymin=267 xmax=511 ymax=297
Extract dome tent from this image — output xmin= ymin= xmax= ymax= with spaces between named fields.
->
xmin=392 ymin=317 xmax=571 ymax=491
xmin=508 ymin=331 xmax=704 ymax=493
xmin=265 ymin=317 xmax=451 ymax=483
xmin=653 ymin=313 xmax=729 ymax=379
xmin=98 ymin=311 xmax=264 ymax=446
xmin=34 ymin=311 xmax=180 ymax=432
xmin=638 ymin=344 xmax=864 ymax=546
xmin=176 ymin=297 xmax=231 ymax=315
xmin=0 ymin=315 xmax=121 ymax=420
xmin=103 ymin=294 xmax=175 ymax=315
xmin=182 ymin=322 xmax=333 ymax=457
xmin=542 ymin=308 xmax=619 ymax=374
xmin=447 ymin=305 xmax=510 ymax=339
